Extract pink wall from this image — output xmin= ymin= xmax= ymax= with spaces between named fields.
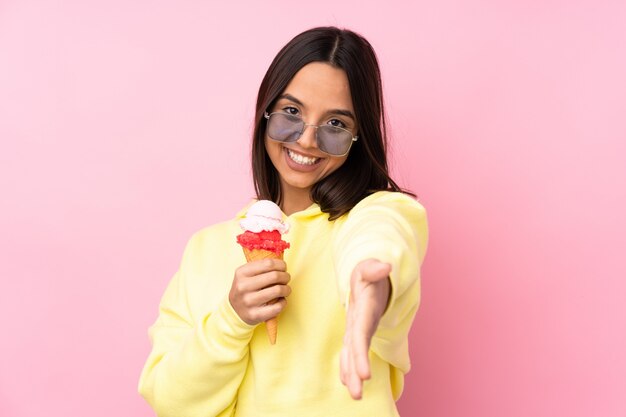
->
xmin=1 ymin=1 xmax=624 ymax=416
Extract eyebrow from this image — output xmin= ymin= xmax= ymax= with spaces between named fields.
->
xmin=278 ymin=93 xmax=356 ymax=121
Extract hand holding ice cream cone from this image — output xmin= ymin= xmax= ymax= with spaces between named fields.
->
xmin=234 ymin=200 xmax=290 ymax=344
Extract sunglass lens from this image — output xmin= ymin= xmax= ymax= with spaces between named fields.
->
xmin=268 ymin=113 xmax=302 ymax=142
xmin=317 ymin=127 xmax=352 ymax=156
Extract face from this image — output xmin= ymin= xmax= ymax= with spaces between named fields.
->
xmin=264 ymin=62 xmax=357 ymax=203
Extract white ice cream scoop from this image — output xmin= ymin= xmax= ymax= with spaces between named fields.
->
xmin=239 ymin=200 xmax=290 ymax=234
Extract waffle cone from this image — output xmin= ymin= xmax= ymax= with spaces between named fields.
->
xmin=242 ymin=247 xmax=284 ymax=345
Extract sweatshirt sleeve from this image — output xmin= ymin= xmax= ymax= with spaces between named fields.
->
xmin=333 ymin=192 xmax=428 ymax=374
xmin=138 ymin=233 xmax=255 ymax=417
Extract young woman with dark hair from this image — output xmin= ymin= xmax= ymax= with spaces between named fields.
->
xmin=139 ymin=27 xmax=428 ymax=416
xmin=252 ymin=26 xmax=413 ymax=220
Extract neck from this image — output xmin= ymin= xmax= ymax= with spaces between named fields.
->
xmin=280 ymin=185 xmax=313 ymax=216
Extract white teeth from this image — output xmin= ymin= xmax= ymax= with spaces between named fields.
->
xmin=287 ymin=148 xmax=319 ymax=165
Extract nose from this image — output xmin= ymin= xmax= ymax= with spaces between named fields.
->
xmin=296 ymin=124 xmax=318 ymax=150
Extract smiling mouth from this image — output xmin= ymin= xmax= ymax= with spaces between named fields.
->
xmin=286 ymin=148 xmax=321 ymax=166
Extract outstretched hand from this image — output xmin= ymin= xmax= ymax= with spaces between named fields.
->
xmin=340 ymin=258 xmax=391 ymax=400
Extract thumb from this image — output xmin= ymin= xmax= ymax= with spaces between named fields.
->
xmin=355 ymin=259 xmax=392 ymax=283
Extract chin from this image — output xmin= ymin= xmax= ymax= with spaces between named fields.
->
xmin=280 ymin=174 xmax=320 ymax=192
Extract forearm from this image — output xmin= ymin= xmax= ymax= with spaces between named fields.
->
xmin=333 ymin=193 xmax=428 ymax=370
xmin=139 ymin=297 xmax=255 ymax=417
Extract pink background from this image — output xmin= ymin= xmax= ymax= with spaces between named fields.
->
xmin=1 ymin=1 xmax=625 ymax=416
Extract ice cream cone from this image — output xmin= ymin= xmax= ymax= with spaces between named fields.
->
xmin=237 ymin=200 xmax=290 ymax=345
xmin=242 ymin=247 xmax=283 ymax=345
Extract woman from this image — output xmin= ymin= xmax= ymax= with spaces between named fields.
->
xmin=139 ymin=26 xmax=428 ymax=416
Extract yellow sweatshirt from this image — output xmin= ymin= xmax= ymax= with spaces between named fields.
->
xmin=138 ymin=191 xmax=428 ymax=417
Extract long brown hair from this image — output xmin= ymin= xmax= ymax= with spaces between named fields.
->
xmin=251 ymin=26 xmax=413 ymax=220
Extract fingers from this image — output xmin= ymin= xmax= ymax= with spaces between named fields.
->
xmin=244 ymin=283 xmax=292 ymax=307
xmin=240 ymin=259 xmax=287 ymax=276
xmin=236 ymin=269 xmax=291 ymax=292
xmin=340 ymin=345 xmax=348 ymax=385
xmin=341 ymin=339 xmax=365 ymax=399
xmin=341 ymin=261 xmax=393 ymax=400
xmin=230 ymin=259 xmax=290 ymax=325
xmin=346 ymin=349 xmax=363 ymax=399
xmin=340 ymin=321 xmax=363 ymax=400
xmin=233 ymin=260 xmax=290 ymax=294
xmin=233 ymin=280 xmax=290 ymax=322
xmin=340 ymin=302 xmax=368 ymax=400
xmin=251 ymin=297 xmax=288 ymax=323
xmin=353 ymin=325 xmax=372 ymax=381
xmin=236 ymin=296 xmax=287 ymax=324
xmin=340 ymin=304 xmax=354 ymax=387
xmin=349 ymin=302 xmax=372 ymax=395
